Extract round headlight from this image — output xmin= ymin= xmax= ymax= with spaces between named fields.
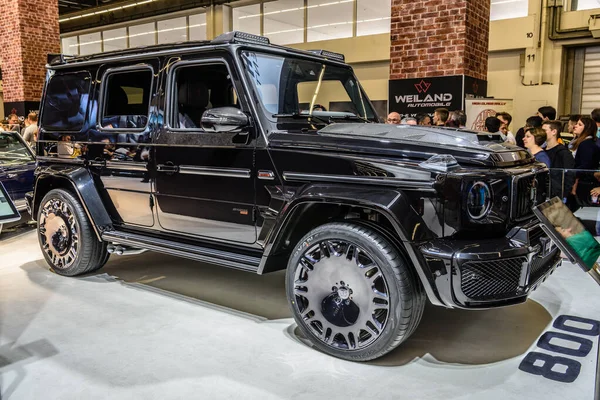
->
xmin=467 ymin=182 xmax=492 ymax=220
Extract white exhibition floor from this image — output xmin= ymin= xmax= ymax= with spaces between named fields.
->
xmin=1 ymin=230 xmax=599 ymax=400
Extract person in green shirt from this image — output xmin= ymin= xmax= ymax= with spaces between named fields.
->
xmin=557 ymin=227 xmax=600 ymax=270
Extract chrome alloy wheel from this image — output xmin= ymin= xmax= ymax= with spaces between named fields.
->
xmin=293 ymin=240 xmax=390 ymax=351
xmin=39 ymin=198 xmax=79 ymax=270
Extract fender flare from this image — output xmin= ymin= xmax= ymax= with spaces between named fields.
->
xmin=32 ymin=166 xmax=113 ymax=241
xmin=260 ymin=184 xmax=444 ymax=305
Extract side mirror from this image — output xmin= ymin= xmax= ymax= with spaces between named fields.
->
xmin=201 ymin=107 xmax=249 ymax=133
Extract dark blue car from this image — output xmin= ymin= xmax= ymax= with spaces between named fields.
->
xmin=0 ymin=131 xmax=35 ymax=234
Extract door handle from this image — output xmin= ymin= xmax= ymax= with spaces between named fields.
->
xmin=157 ymin=162 xmax=179 ymax=174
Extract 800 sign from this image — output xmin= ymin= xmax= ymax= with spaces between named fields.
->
xmin=519 ymin=315 xmax=599 ymax=384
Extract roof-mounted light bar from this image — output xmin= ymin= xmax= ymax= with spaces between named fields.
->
xmin=211 ymin=31 xmax=270 ymax=45
xmin=308 ymin=49 xmax=345 ymax=62
xmin=47 ymin=53 xmax=76 ymax=66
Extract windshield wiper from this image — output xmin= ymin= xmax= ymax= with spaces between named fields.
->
xmin=328 ymin=114 xmax=373 ymax=123
xmin=272 ymin=113 xmax=331 ymax=126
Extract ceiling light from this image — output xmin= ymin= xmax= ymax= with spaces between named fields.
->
xmin=74 ymin=21 xmax=207 ymax=48
xmin=59 ymin=0 xmax=160 ymax=23
xmin=238 ymin=0 xmax=353 ymax=20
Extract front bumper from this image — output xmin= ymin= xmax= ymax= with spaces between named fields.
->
xmin=419 ymin=222 xmax=561 ymax=309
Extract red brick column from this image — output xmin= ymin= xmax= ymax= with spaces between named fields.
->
xmin=0 ymin=0 xmax=60 ymax=117
xmin=389 ymin=0 xmax=490 ymax=115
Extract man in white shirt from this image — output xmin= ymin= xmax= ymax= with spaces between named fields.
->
xmin=22 ymin=113 xmax=38 ymax=147
xmin=496 ymin=112 xmax=516 ymax=145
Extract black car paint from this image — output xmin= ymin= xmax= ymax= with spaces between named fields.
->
xmin=31 ymin=40 xmax=559 ymax=310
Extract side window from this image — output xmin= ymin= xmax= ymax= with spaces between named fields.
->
xmin=101 ymin=69 xmax=152 ymax=130
xmin=173 ymin=63 xmax=239 ymax=130
xmin=41 ymin=72 xmax=91 ymax=131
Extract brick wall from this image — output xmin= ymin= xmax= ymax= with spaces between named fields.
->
xmin=390 ymin=0 xmax=490 ymax=81
xmin=0 ymin=0 xmax=60 ymax=103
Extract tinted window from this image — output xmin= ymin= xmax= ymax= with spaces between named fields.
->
xmin=173 ymin=64 xmax=239 ymax=129
xmin=101 ymin=69 xmax=152 ymax=130
xmin=41 ymin=72 xmax=91 ymax=131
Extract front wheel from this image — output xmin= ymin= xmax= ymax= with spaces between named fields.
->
xmin=37 ymin=189 xmax=108 ymax=276
xmin=286 ymin=222 xmax=425 ymax=361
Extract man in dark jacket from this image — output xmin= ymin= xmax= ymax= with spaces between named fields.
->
xmin=543 ymin=121 xmax=576 ymax=203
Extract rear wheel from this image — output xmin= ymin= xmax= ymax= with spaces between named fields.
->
xmin=286 ymin=222 xmax=425 ymax=361
xmin=37 ymin=189 xmax=108 ymax=276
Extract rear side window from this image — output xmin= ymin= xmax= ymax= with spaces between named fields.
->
xmin=101 ymin=69 xmax=152 ymax=130
xmin=41 ymin=72 xmax=91 ymax=131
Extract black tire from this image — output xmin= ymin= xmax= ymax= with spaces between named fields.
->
xmin=37 ymin=189 xmax=108 ymax=277
xmin=286 ymin=222 xmax=425 ymax=361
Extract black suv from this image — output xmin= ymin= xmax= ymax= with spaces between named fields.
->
xmin=28 ymin=31 xmax=560 ymax=361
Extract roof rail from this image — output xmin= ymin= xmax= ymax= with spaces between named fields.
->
xmin=308 ymin=49 xmax=345 ymax=62
xmin=211 ymin=31 xmax=270 ymax=45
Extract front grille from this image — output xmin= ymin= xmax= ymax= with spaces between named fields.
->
xmin=460 ymin=257 xmax=526 ymax=300
xmin=512 ymin=171 xmax=549 ymax=221
xmin=530 ymin=247 xmax=560 ymax=283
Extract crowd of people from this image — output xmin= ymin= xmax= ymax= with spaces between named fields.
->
xmin=386 ymin=108 xmax=468 ymax=128
xmin=386 ymin=105 xmax=600 ymax=212
xmin=1 ymin=112 xmax=39 ymax=148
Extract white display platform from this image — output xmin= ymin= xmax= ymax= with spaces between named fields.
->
xmin=0 ymin=231 xmax=598 ymax=399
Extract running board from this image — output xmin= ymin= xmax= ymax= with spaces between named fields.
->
xmin=101 ymin=230 xmax=261 ymax=273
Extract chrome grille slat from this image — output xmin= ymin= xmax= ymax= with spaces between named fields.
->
xmin=512 ymin=171 xmax=549 ymax=221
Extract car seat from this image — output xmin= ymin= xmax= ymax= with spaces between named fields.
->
xmin=178 ymin=81 xmax=209 ymax=128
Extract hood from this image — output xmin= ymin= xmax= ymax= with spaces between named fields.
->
xmin=269 ymin=123 xmax=533 ymax=168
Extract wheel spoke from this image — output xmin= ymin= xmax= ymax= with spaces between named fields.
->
xmin=308 ymin=322 xmax=323 ymax=337
xmin=319 ymin=242 xmax=330 ymax=259
xmin=371 ymin=315 xmax=383 ymax=330
xmin=326 ymin=241 xmax=342 ymax=257
xmin=355 ymin=249 xmax=376 ymax=269
xmin=372 ymin=289 xmax=388 ymax=301
xmin=294 ymin=277 xmax=307 ymax=285
xmin=324 ymin=327 xmax=336 ymax=345
xmin=343 ymin=333 xmax=355 ymax=350
xmin=345 ymin=243 xmax=356 ymax=261
xmin=293 ymin=286 xmax=307 ymax=296
xmin=365 ymin=323 xmax=379 ymax=337
xmin=300 ymin=257 xmax=314 ymax=271
xmin=304 ymin=252 xmax=318 ymax=264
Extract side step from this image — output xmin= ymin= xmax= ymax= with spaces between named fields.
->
xmin=101 ymin=230 xmax=261 ymax=273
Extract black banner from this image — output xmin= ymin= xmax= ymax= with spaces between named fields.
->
xmin=389 ymin=75 xmax=487 ymax=115
xmin=464 ymin=75 xmax=488 ymax=98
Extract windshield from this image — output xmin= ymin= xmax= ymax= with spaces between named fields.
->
xmin=241 ymin=51 xmax=377 ymax=127
xmin=0 ymin=132 xmax=34 ymax=166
